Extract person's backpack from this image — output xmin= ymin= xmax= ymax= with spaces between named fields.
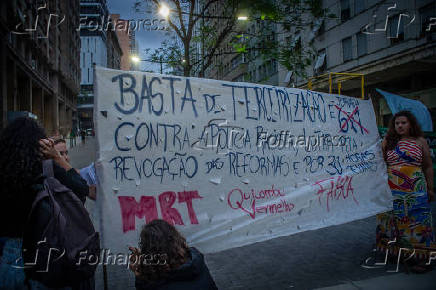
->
xmin=22 ymin=159 xmax=100 ymax=287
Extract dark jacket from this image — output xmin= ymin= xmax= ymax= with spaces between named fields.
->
xmin=26 ymin=163 xmax=90 ymax=251
xmin=0 ymin=162 xmax=89 ymax=239
xmin=0 ymin=161 xmax=93 ymax=290
xmin=135 ymin=247 xmax=218 ymax=290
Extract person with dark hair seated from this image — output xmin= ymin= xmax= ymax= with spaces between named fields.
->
xmin=129 ymin=219 xmax=217 ymax=290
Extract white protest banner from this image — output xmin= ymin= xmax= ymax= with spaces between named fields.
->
xmin=94 ymin=66 xmax=392 ymax=254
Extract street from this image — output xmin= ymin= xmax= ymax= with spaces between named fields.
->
xmin=69 ymin=137 xmax=436 ymax=289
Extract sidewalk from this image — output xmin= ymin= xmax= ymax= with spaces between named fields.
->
xmin=316 ymin=271 xmax=436 ymax=290
xmin=69 ymin=136 xmax=96 ymax=169
xmin=65 ymin=136 xmax=80 ymax=150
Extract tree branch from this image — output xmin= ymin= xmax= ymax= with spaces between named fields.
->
xmin=171 ymin=0 xmax=187 ymax=38
xmin=152 ymin=0 xmax=184 ymax=40
xmin=192 ymin=0 xmax=220 ymax=26
xmin=201 ymin=16 xmax=236 ymax=76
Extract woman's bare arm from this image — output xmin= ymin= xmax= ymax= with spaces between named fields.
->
xmin=381 ymin=138 xmax=387 ymax=161
xmin=418 ymin=137 xmax=434 ymax=202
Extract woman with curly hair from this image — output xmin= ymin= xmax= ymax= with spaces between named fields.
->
xmin=0 ymin=117 xmax=92 ymax=289
xmin=129 ymin=219 xmax=217 ymax=290
xmin=376 ymin=111 xmax=435 ymax=272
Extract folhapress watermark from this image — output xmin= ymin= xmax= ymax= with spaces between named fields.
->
xmin=193 ymin=119 xmax=351 ymax=152
xmin=11 ymin=4 xmax=169 ymax=38
xmin=11 ymin=239 xmax=167 ymax=272
xmin=76 ymin=249 xmax=167 ymax=268
xmin=76 ymin=15 xmax=169 ymax=34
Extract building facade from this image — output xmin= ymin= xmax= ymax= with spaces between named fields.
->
xmin=107 ymin=20 xmax=123 ymax=70
xmin=202 ymin=2 xmax=279 ymax=85
xmin=201 ymin=0 xmax=436 ymax=129
xmin=111 ymin=14 xmax=135 ymax=71
xmin=0 ymin=0 xmax=81 ymax=136
xmin=77 ymin=0 xmax=109 ymax=130
xmin=290 ymin=0 xmax=436 ymax=128
xmin=129 ymin=30 xmax=140 ymax=71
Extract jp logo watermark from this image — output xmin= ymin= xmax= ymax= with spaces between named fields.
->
xmin=11 ymin=3 xmax=65 ymax=38
xmin=361 ymin=238 xmax=436 ymax=272
xmin=12 ymin=238 xmax=65 ymax=272
xmin=361 ymin=2 xmax=436 ymax=37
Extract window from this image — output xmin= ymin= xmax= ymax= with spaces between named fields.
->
xmin=342 ymin=37 xmax=352 ymax=62
xmin=341 ymin=0 xmax=351 ymax=22
xmin=357 ymin=32 xmax=367 ymax=57
xmin=311 ymin=19 xmax=324 ymax=38
xmin=389 ymin=14 xmax=405 ymax=44
xmin=314 ymin=49 xmax=326 ymax=73
xmin=355 ymin=0 xmax=365 ymax=15
xmin=267 ymin=61 xmax=273 ymax=74
xmin=271 ymin=59 xmax=277 ymax=72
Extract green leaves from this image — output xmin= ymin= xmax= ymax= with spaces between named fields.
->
xmin=137 ymin=0 xmax=329 ymax=79
xmin=234 ymin=44 xmax=247 ymax=53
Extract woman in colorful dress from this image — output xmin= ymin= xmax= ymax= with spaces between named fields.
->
xmin=376 ymin=111 xmax=435 ymax=272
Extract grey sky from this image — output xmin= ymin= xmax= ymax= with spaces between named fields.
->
xmin=107 ymin=0 xmax=169 ymax=72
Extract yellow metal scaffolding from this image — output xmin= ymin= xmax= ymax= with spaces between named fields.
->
xmin=301 ymin=72 xmax=365 ymax=99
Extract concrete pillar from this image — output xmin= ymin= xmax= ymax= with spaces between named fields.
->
xmin=32 ymin=86 xmax=43 ymax=121
xmin=29 ymin=78 xmax=33 ymax=113
xmin=17 ymin=71 xmax=31 ymax=112
xmin=0 ymin=42 xmax=6 ymax=128
xmin=41 ymin=89 xmax=45 ymax=125
xmin=58 ymin=100 xmax=66 ymax=136
xmin=373 ymin=95 xmax=381 ymax=127
xmin=43 ymin=92 xmax=55 ymax=135
xmin=65 ymin=105 xmax=72 ymax=135
xmin=10 ymin=61 xmax=17 ymax=111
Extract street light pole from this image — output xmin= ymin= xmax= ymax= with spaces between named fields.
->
xmin=159 ymin=55 xmax=163 ymax=74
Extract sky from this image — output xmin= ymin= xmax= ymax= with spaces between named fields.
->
xmin=106 ymin=0 xmax=170 ymax=72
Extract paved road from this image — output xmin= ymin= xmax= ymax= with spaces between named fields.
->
xmin=69 ymin=137 xmax=436 ymax=289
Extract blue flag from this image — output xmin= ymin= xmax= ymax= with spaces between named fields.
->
xmin=376 ymin=88 xmax=433 ymax=132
